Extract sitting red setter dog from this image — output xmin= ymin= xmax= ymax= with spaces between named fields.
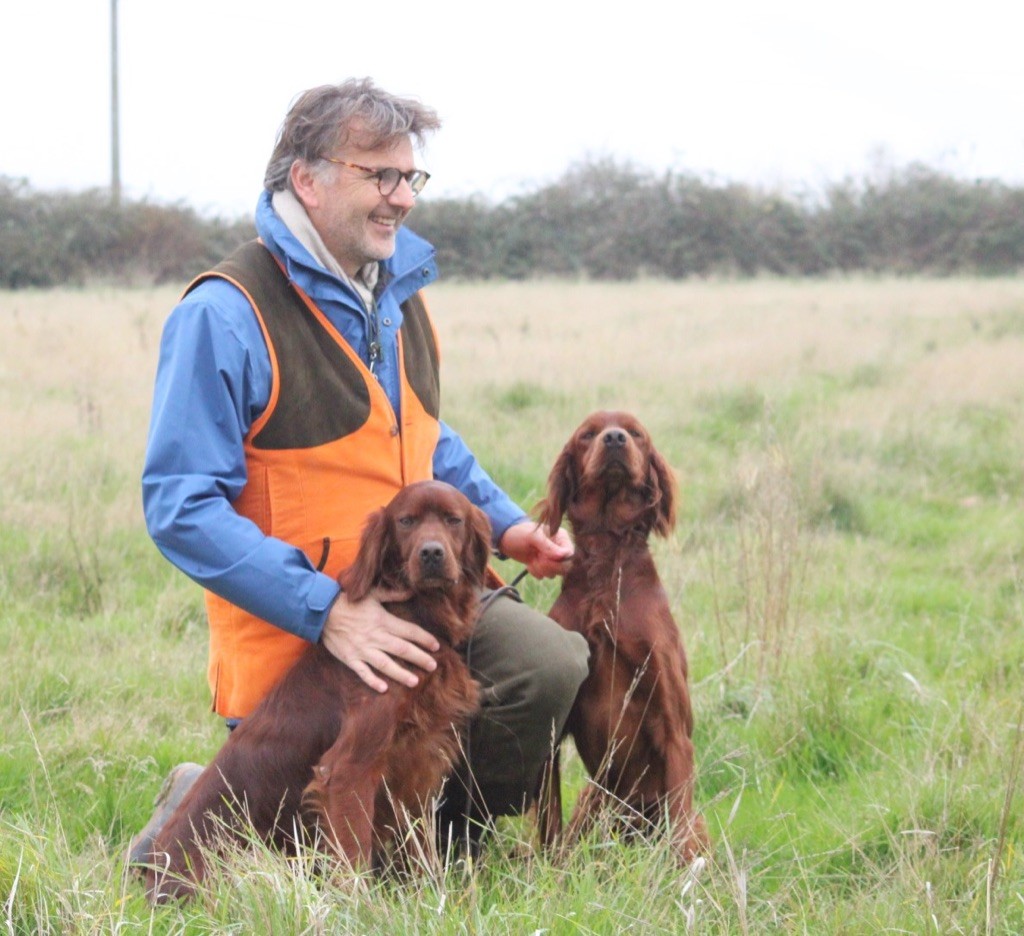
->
xmin=537 ymin=411 xmax=708 ymax=862
xmin=145 ymin=481 xmax=488 ymax=902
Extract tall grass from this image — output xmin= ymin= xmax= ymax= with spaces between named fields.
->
xmin=2 ymin=278 xmax=1023 ymax=933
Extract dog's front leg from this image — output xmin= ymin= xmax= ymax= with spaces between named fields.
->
xmin=306 ymin=720 xmax=395 ymax=869
xmin=662 ymin=734 xmax=709 ymax=863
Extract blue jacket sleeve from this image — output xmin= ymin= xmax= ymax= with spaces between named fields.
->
xmin=141 ymin=280 xmax=339 ymax=642
xmin=432 ymin=422 xmax=529 ymax=546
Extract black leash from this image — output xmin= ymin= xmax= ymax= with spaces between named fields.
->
xmin=476 ymin=566 xmax=529 ymax=621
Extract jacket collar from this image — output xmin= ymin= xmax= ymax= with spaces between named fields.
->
xmin=253 ymin=190 xmax=437 ymax=309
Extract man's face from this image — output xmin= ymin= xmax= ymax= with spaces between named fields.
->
xmin=299 ymin=127 xmax=418 ymax=277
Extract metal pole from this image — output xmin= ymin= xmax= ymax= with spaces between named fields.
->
xmin=110 ymin=0 xmax=121 ymax=206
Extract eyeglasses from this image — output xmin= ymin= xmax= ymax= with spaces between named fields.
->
xmin=321 ymin=156 xmax=431 ymax=197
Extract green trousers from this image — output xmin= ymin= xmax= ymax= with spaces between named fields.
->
xmin=452 ymin=589 xmax=590 ymax=818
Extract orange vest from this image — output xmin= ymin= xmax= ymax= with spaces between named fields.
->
xmin=189 ymin=241 xmax=441 ymax=718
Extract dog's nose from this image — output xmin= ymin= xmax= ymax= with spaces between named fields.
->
xmin=419 ymin=541 xmax=446 ymax=572
xmin=603 ymin=429 xmax=627 ymax=448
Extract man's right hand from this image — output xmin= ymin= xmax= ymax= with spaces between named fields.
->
xmin=320 ymin=592 xmax=440 ymax=693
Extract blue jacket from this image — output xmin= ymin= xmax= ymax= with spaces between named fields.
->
xmin=142 ymin=191 xmax=527 ymax=643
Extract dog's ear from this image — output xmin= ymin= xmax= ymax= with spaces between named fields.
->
xmin=535 ymin=443 xmax=576 ymax=535
xmin=339 ymin=507 xmax=392 ymax=600
xmin=647 ymin=448 xmax=678 ymax=538
xmin=463 ymin=504 xmax=494 ymax=587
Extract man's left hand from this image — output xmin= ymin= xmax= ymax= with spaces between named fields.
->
xmin=499 ymin=520 xmax=574 ymax=579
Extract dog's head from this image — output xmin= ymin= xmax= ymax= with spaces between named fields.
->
xmin=538 ymin=411 xmax=676 ymax=538
xmin=341 ymin=481 xmax=492 ymax=603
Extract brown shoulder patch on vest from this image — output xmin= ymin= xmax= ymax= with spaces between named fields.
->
xmin=200 ymin=241 xmax=372 ymax=450
xmin=400 ymin=292 xmax=440 ymax=419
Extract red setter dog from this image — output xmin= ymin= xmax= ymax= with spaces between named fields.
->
xmin=537 ymin=411 xmax=708 ymax=862
xmin=145 ymin=481 xmax=488 ymax=902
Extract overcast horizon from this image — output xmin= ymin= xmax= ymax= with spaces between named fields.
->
xmin=3 ymin=0 xmax=1021 ymax=220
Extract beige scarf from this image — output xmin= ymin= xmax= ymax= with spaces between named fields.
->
xmin=271 ymin=188 xmax=379 ymax=311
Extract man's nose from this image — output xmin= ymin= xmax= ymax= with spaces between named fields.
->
xmin=387 ymin=177 xmax=417 ymax=209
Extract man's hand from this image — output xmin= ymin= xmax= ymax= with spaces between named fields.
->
xmin=320 ymin=592 xmax=440 ymax=693
xmin=499 ymin=520 xmax=574 ymax=579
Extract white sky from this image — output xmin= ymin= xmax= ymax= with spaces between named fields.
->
xmin=3 ymin=0 xmax=1022 ymax=218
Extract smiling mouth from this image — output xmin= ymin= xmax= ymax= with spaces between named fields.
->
xmin=370 ymin=214 xmax=402 ymax=229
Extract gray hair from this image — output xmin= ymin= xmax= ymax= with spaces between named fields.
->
xmin=263 ymin=78 xmax=441 ymax=192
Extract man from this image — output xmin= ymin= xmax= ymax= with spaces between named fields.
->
xmin=134 ymin=78 xmax=588 ymax=860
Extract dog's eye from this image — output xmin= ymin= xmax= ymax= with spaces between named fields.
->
xmin=580 ymin=430 xmax=596 ymax=441
xmin=397 ymin=516 xmax=416 ymax=528
xmin=445 ymin=514 xmax=463 ymax=526
xmin=628 ymin=428 xmax=642 ymax=438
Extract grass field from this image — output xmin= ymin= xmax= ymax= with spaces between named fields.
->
xmin=1 ymin=277 xmax=1023 ymax=934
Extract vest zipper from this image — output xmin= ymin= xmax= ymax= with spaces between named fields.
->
xmin=367 ymin=296 xmax=382 ymax=378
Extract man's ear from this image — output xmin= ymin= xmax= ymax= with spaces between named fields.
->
xmin=289 ymin=159 xmax=321 ymax=211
